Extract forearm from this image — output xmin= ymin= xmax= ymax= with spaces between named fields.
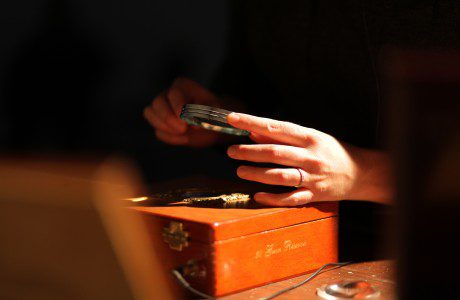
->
xmin=350 ymin=148 xmax=394 ymax=205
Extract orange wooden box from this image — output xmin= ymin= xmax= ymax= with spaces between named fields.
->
xmin=131 ymin=201 xmax=338 ymax=297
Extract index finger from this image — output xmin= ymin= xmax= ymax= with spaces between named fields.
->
xmin=227 ymin=113 xmax=314 ymax=147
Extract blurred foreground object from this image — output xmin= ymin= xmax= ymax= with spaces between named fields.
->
xmin=387 ymin=50 xmax=460 ymax=299
xmin=0 ymin=156 xmax=174 ymax=300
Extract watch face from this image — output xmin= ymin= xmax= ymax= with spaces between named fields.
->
xmin=180 ymin=104 xmax=250 ymax=136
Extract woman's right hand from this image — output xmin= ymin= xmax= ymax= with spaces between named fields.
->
xmin=144 ymin=77 xmax=224 ymax=148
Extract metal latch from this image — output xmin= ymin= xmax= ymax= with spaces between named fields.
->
xmin=182 ymin=260 xmax=207 ymax=279
xmin=162 ymin=221 xmax=189 ymax=251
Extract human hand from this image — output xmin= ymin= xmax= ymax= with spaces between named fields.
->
xmin=144 ymin=77 xmax=223 ymax=148
xmin=226 ymin=113 xmax=392 ymax=206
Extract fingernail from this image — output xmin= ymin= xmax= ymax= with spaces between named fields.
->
xmin=254 ymin=192 xmax=267 ymax=202
xmin=227 ymin=146 xmax=236 ymax=157
xmin=237 ymin=166 xmax=247 ymax=175
xmin=227 ymin=113 xmax=240 ymax=123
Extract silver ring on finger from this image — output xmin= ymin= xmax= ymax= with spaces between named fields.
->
xmin=294 ymin=168 xmax=304 ymax=188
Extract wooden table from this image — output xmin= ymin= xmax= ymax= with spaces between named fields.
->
xmin=221 ymin=260 xmax=395 ymax=299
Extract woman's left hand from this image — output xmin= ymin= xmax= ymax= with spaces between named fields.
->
xmin=226 ymin=113 xmax=392 ymax=206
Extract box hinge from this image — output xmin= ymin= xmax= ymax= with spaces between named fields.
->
xmin=162 ymin=221 xmax=189 ymax=251
xmin=182 ymin=260 xmax=207 ymax=279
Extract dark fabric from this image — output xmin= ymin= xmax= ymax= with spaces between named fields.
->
xmin=214 ymin=0 xmax=460 ymax=145
xmin=212 ymin=0 xmax=460 ymax=261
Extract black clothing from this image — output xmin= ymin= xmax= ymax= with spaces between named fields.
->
xmin=212 ymin=0 xmax=460 ymax=261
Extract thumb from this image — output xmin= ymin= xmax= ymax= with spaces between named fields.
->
xmin=168 ymin=77 xmax=218 ymax=116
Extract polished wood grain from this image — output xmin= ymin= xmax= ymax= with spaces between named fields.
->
xmin=132 ymin=177 xmax=340 ymax=296
xmin=138 ymin=214 xmax=338 ymax=297
xmin=132 ymin=202 xmax=337 ymax=242
xmin=213 ymin=217 xmax=338 ymax=295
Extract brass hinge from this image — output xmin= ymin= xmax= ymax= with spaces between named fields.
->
xmin=182 ymin=260 xmax=207 ymax=279
xmin=162 ymin=221 xmax=190 ymax=251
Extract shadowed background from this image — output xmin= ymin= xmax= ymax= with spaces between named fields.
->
xmin=0 ymin=0 xmax=233 ymax=182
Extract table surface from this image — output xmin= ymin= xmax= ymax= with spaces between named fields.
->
xmin=220 ymin=260 xmax=395 ymax=299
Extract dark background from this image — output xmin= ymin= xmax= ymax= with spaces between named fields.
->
xmin=0 ymin=0 xmax=392 ymax=263
xmin=3 ymin=2 xmax=460 ymax=298
xmin=0 ymin=0 xmax=234 ymax=182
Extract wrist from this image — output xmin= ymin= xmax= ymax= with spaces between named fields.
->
xmin=349 ymin=148 xmax=394 ymax=204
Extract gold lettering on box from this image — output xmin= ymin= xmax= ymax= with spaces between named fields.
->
xmin=265 ymin=244 xmax=282 ymax=258
xmin=284 ymin=240 xmax=307 ymax=251
xmin=255 ymin=240 xmax=307 ymax=259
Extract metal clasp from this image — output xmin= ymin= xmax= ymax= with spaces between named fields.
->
xmin=162 ymin=221 xmax=189 ymax=251
xmin=182 ymin=260 xmax=206 ymax=279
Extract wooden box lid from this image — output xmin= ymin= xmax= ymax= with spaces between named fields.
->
xmin=131 ymin=177 xmax=338 ymax=243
